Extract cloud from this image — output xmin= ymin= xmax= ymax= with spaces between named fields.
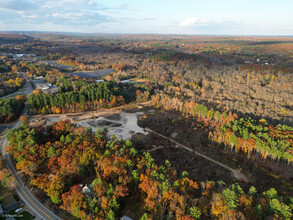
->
xmin=0 ymin=0 xmax=125 ymax=28
xmin=179 ymin=17 xmax=199 ymax=27
xmin=177 ymin=17 xmax=241 ymax=34
xmin=179 ymin=17 xmax=227 ymax=27
xmin=114 ymin=2 xmax=129 ymax=10
xmin=24 ymin=15 xmax=38 ymax=18
xmin=0 ymin=0 xmax=38 ymax=11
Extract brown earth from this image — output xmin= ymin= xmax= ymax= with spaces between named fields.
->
xmin=132 ymin=108 xmax=293 ymax=195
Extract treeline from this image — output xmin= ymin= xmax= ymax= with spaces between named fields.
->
xmin=57 ymin=56 xmax=80 ymax=67
xmin=150 ymin=51 xmax=199 ymax=63
xmin=215 ymin=117 xmax=293 ymax=162
xmin=27 ymin=82 xmax=123 ymax=114
xmin=1 ymin=77 xmax=25 ymax=88
xmin=0 ymin=61 xmax=12 ymax=72
xmin=0 ymin=34 xmax=32 ymax=44
xmin=57 ymin=56 xmax=110 ymax=71
xmin=21 ymin=62 xmax=53 ymax=78
xmin=239 ymin=64 xmax=293 ymax=76
xmin=0 ymin=72 xmax=26 ymax=97
xmin=57 ymin=56 xmax=96 ymax=71
xmin=57 ymin=56 xmax=132 ymax=72
xmin=151 ymin=93 xmax=293 ymax=163
xmin=0 ymin=96 xmax=25 ymax=123
xmin=6 ymin=120 xmax=292 ymax=219
xmin=56 ymin=75 xmax=154 ymax=102
xmin=41 ymin=53 xmax=62 ymax=60
xmin=28 ymin=76 xmax=154 ymax=114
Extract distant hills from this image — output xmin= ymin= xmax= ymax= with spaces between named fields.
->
xmin=0 ymin=33 xmax=33 ymax=44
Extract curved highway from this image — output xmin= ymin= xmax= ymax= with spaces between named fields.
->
xmin=1 ymin=73 xmax=62 ymax=220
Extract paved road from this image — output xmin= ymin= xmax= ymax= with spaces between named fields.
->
xmin=0 ymin=126 xmax=10 ymax=135
xmin=1 ymin=74 xmax=62 ymax=220
xmin=23 ymin=73 xmax=33 ymax=95
xmin=0 ymin=89 xmax=26 ymax=99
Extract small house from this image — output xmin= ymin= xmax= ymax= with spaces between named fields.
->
xmin=82 ymin=185 xmax=95 ymax=199
xmin=121 ymin=216 xmax=133 ymax=220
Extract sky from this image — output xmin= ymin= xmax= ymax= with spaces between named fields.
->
xmin=0 ymin=0 xmax=292 ymax=35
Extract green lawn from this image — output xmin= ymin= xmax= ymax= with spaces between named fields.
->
xmin=0 ymin=184 xmax=17 ymax=209
xmin=0 ymin=183 xmax=7 ymax=197
xmin=0 ymin=194 xmax=15 ymax=208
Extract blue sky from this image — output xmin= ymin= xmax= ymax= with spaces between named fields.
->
xmin=0 ymin=0 xmax=292 ymax=35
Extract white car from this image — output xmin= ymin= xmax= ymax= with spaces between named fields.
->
xmin=15 ymin=208 xmax=23 ymax=213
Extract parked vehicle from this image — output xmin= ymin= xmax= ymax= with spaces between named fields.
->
xmin=15 ymin=208 xmax=22 ymax=213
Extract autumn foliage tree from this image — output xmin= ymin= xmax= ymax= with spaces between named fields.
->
xmin=6 ymin=120 xmax=292 ymax=219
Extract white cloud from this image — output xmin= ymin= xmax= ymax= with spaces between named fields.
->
xmin=0 ymin=0 xmax=122 ymax=28
xmin=179 ymin=17 xmax=226 ymax=27
xmin=25 ymin=15 xmax=38 ymax=18
xmin=179 ymin=17 xmax=198 ymax=27
xmin=0 ymin=0 xmax=39 ymax=11
xmin=115 ymin=2 xmax=129 ymax=9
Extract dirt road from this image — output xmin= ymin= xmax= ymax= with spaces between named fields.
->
xmin=145 ymin=127 xmax=249 ymax=182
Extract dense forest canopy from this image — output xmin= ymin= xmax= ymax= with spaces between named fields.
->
xmin=0 ymin=96 xmax=25 ymax=123
xmin=27 ymin=77 xmax=153 ymax=114
xmin=6 ymin=120 xmax=293 ymax=219
xmin=0 ymin=33 xmax=293 ymax=220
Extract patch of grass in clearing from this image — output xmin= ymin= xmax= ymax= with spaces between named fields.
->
xmin=0 ymin=194 xmax=15 ymax=208
xmin=0 ymin=183 xmax=8 ymax=197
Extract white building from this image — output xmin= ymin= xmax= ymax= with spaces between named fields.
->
xmin=121 ymin=216 xmax=133 ymax=220
xmin=95 ymin=79 xmax=104 ymax=83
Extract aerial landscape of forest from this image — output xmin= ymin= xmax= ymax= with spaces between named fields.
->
xmin=0 ymin=0 xmax=292 ymax=220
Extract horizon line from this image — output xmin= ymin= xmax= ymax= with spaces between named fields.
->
xmin=0 ymin=31 xmax=293 ymax=38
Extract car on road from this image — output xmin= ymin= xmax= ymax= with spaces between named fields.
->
xmin=15 ymin=208 xmax=22 ymax=213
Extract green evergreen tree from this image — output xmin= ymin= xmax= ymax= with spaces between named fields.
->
xmin=189 ymin=206 xmax=201 ymax=219
xmin=140 ymin=213 xmax=148 ymax=220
